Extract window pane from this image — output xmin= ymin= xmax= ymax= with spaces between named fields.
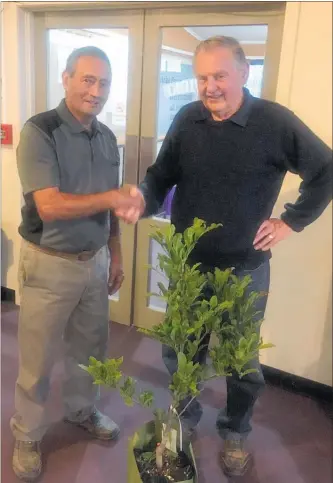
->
xmin=47 ymin=28 xmax=130 ymax=302
xmin=47 ymin=28 xmax=129 ymax=187
xmin=147 ymin=24 xmax=268 ymax=310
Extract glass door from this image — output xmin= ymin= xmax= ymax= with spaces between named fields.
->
xmin=133 ymin=3 xmax=286 ymax=329
xmin=33 ymin=4 xmax=286 ymax=329
xmin=34 ymin=9 xmax=145 ymax=325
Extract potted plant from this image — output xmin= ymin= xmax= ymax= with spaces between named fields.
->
xmin=80 ymin=218 xmax=273 ymax=483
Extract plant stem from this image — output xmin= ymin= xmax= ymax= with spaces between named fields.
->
xmin=176 ymin=373 xmax=219 ymax=419
xmin=150 ymin=265 xmax=169 ymax=281
xmin=156 ymin=444 xmax=164 ymax=470
xmin=156 ymin=406 xmax=174 ymax=471
xmin=177 ymin=396 xmax=196 ymax=419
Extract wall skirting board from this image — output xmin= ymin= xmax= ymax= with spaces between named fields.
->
xmin=262 ymin=365 xmax=332 ymax=405
xmin=1 ymin=286 xmax=16 ymax=303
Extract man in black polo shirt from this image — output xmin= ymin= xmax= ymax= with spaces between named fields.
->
xmin=116 ymin=36 xmax=332 ymax=477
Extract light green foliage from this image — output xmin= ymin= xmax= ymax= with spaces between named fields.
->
xmin=80 ymin=218 xmax=273 ymax=426
xmin=139 ymin=218 xmax=274 ymax=409
xmin=79 ymin=357 xmax=153 ymax=409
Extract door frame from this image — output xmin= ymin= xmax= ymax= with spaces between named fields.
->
xmin=33 ymin=9 xmax=146 ymax=325
xmin=133 ymin=4 xmax=286 ymax=329
xmin=30 ymin=2 xmax=286 ymax=328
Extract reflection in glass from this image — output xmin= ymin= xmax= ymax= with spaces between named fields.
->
xmin=47 ymin=28 xmax=129 ymax=185
xmin=148 ymin=25 xmax=268 ymax=312
xmin=155 ymin=25 xmax=268 ymax=220
xmin=148 ymin=237 xmax=167 ymax=312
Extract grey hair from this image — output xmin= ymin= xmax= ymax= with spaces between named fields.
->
xmin=194 ymin=36 xmax=247 ymax=66
xmin=65 ymin=46 xmax=111 ymax=76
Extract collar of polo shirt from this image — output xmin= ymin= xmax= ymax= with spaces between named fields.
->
xmin=56 ymin=99 xmax=102 ymax=136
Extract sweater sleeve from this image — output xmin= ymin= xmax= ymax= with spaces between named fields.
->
xmin=280 ymin=110 xmax=333 ymax=232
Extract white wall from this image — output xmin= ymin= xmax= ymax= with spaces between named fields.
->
xmin=261 ymin=2 xmax=332 ymax=386
xmin=1 ymin=2 xmax=34 ymax=302
xmin=1 ymin=2 xmax=332 ymax=385
xmin=1 ymin=4 xmax=33 ymax=302
xmin=2 ymin=5 xmax=21 ymax=294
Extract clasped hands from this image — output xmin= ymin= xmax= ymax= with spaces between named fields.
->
xmin=112 ymin=187 xmax=294 ymax=249
xmin=113 ymin=184 xmax=145 ymax=224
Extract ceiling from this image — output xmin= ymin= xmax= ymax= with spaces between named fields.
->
xmin=185 ymin=25 xmax=268 ymax=44
xmin=62 ymin=24 xmax=268 ymax=45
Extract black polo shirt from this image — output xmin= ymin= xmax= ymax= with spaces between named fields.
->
xmin=140 ymin=88 xmax=332 ymax=270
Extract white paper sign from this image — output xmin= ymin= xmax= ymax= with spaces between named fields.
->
xmin=162 ymin=424 xmax=178 ymax=454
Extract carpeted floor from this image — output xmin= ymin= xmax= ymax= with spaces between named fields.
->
xmin=1 ymin=302 xmax=332 ymax=483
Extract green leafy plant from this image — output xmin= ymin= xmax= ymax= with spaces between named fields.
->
xmin=80 ymin=218 xmax=274 ymax=472
xmin=79 ymin=356 xmax=154 ymax=409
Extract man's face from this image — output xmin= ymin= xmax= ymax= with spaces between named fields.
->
xmin=194 ymin=47 xmax=249 ymax=118
xmin=62 ymin=56 xmax=111 ymax=119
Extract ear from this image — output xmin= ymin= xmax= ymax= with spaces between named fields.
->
xmin=62 ymin=71 xmax=70 ymax=91
xmin=241 ymin=62 xmax=250 ymax=84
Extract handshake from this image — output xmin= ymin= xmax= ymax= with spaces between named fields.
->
xmin=111 ymin=184 xmax=146 ymax=224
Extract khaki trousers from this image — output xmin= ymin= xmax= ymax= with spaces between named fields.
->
xmin=11 ymin=240 xmax=110 ymax=441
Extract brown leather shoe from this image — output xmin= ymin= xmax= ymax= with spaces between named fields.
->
xmin=65 ymin=409 xmax=120 ymax=441
xmin=221 ymin=438 xmax=252 ymax=477
xmin=12 ymin=440 xmax=42 ymax=481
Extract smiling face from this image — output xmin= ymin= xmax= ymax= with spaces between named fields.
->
xmin=194 ymin=46 xmax=249 ymax=121
xmin=62 ymin=55 xmax=111 ymax=125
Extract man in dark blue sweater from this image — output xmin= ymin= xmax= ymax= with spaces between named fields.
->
xmin=116 ymin=36 xmax=332 ymax=477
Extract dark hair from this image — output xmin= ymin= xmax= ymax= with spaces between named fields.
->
xmin=194 ymin=36 xmax=247 ymax=66
xmin=65 ymin=46 xmax=111 ymax=76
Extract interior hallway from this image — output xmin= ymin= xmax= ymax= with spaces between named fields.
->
xmin=1 ymin=302 xmax=332 ymax=483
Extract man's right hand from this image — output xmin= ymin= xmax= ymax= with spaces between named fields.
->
xmin=111 ymin=185 xmax=145 ymax=224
